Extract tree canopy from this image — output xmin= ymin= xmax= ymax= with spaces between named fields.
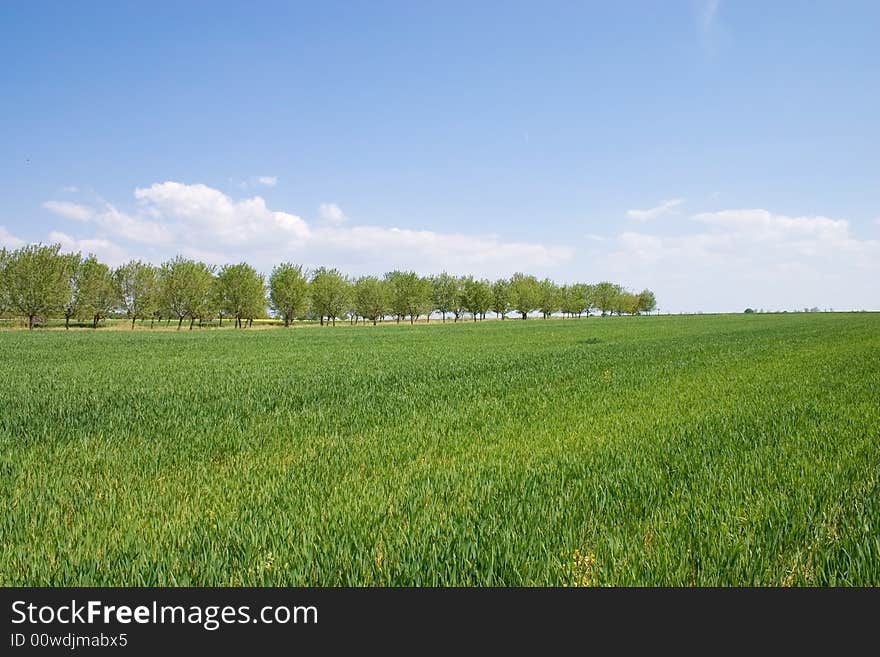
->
xmin=0 ymin=242 xmax=657 ymax=329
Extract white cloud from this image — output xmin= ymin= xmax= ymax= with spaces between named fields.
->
xmin=45 ymin=199 xmax=172 ymax=244
xmin=43 ymin=201 xmax=95 ymax=221
xmin=62 ymin=185 xmax=79 ymax=193
xmin=596 ymin=208 xmax=880 ymax=312
xmin=319 ymin=202 xmax=347 ymax=225
xmin=584 ymin=233 xmax=605 ymax=242
xmin=626 ymin=198 xmax=684 ymax=221
xmin=40 ymin=181 xmax=572 ymax=277
xmin=47 ymin=231 xmax=128 ymax=265
xmin=0 ymin=226 xmax=26 ymax=249
xmin=257 ymin=176 xmax=277 ymax=187
xmin=134 ymin=181 xmax=309 ymax=247
xmin=310 ymin=224 xmax=571 ymax=277
xmin=874 ymin=217 xmax=880 ymax=226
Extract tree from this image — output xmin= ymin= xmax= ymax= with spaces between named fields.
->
xmin=76 ymin=255 xmax=119 ymax=328
xmin=593 ymin=281 xmax=623 ymax=316
xmin=509 ymin=272 xmax=540 ymax=320
xmin=385 ymin=270 xmax=431 ymax=324
xmin=491 ymin=278 xmax=510 ymax=319
xmin=114 ymin=260 xmax=158 ymax=329
xmin=216 ymin=263 xmax=266 ymax=328
xmin=310 ymin=267 xmax=350 ymax=326
xmin=60 ymin=252 xmax=83 ymax=329
xmin=431 ymin=272 xmax=458 ymax=322
xmin=462 ymin=277 xmax=492 ymax=320
xmin=620 ymin=291 xmax=640 ymax=315
xmin=451 ymin=275 xmax=467 ymax=322
xmin=0 ymin=247 xmax=8 ymax=317
xmin=269 ymin=263 xmax=309 ymax=327
xmin=538 ymin=278 xmax=560 ymax=319
xmin=561 ymin=283 xmax=592 ymax=318
xmin=159 ymin=256 xmax=216 ymax=330
xmin=4 ymin=243 xmax=72 ymax=329
xmin=637 ymin=289 xmax=657 ymax=315
xmin=610 ymin=289 xmax=629 ymax=316
xmin=353 ymin=276 xmax=389 ymax=325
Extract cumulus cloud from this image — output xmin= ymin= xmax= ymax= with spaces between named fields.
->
xmin=40 ymin=181 xmax=572 ymax=277
xmin=626 ymin=198 xmax=684 ymax=221
xmin=44 ymin=199 xmax=172 ymax=244
xmin=0 ymin=226 xmax=26 ymax=248
xmin=319 ymin=202 xmax=347 ymax=225
xmin=47 ymin=230 xmax=128 ymax=265
xmin=43 ymin=201 xmax=94 ymax=221
xmin=257 ymin=176 xmax=277 ymax=187
xmin=594 ymin=208 xmax=880 ymax=312
xmin=311 ymin=224 xmax=571 ymax=276
xmin=134 ymin=181 xmax=309 ymax=246
xmin=62 ymin=185 xmax=79 ymax=193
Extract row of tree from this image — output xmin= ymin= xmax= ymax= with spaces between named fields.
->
xmin=0 ymin=243 xmax=657 ymax=329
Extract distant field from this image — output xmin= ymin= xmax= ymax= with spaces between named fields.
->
xmin=1 ymin=313 xmax=878 ymax=585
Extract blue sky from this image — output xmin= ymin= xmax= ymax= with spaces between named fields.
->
xmin=1 ymin=1 xmax=878 ymax=312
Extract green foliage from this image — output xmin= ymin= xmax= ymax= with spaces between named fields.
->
xmin=509 ymin=272 xmax=541 ymax=319
xmin=269 ymin=263 xmax=309 ymax=327
xmin=353 ymin=276 xmax=389 ymax=325
xmin=637 ymin=289 xmax=657 ymax=314
xmin=310 ymin=267 xmax=350 ymax=325
xmin=384 ymin=270 xmax=431 ymax=324
xmin=491 ymin=278 xmax=510 ymax=319
xmin=593 ymin=281 xmax=623 ymax=316
xmin=3 ymin=243 xmax=73 ymax=329
xmin=159 ymin=256 xmax=216 ymax=329
xmin=431 ymin=272 xmax=458 ymax=322
xmin=2 ymin=314 xmax=878 ymax=585
xmin=0 ymin=243 xmax=654 ymax=329
xmin=114 ymin=260 xmax=159 ymax=328
xmin=216 ymin=263 xmax=266 ymax=327
xmin=460 ymin=277 xmax=493 ymax=320
xmin=538 ymin=278 xmax=560 ymax=319
xmin=61 ymin=252 xmax=84 ymax=328
xmin=0 ymin=248 xmax=8 ymax=316
xmin=76 ymin=256 xmax=119 ymax=328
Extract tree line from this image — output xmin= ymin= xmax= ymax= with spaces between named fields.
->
xmin=0 ymin=243 xmax=657 ymax=329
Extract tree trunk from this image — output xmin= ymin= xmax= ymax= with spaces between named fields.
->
xmin=189 ymin=317 xmax=195 ymax=330
xmin=284 ymin=316 xmax=290 ymax=327
xmin=521 ymin=311 xmax=527 ymax=320
xmin=131 ymin=317 xmax=136 ymax=329
xmin=442 ymin=312 xmax=446 ymax=323
xmin=177 ymin=317 xmax=183 ymax=329
xmin=373 ymin=318 xmax=377 ymax=326
xmin=65 ymin=315 xmax=70 ymax=330
xmin=28 ymin=314 xmax=35 ymax=330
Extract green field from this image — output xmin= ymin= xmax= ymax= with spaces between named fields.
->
xmin=2 ymin=313 xmax=878 ymax=585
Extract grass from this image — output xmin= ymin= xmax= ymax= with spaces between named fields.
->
xmin=1 ymin=313 xmax=878 ymax=585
